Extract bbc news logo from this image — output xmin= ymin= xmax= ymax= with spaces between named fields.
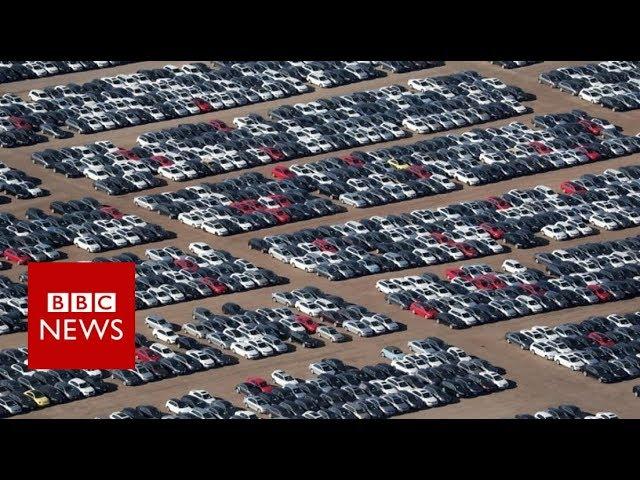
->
xmin=42 ymin=293 xmax=123 ymax=341
xmin=28 ymin=263 xmax=135 ymax=369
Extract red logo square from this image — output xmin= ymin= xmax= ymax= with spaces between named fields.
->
xmin=28 ymin=262 xmax=136 ymax=369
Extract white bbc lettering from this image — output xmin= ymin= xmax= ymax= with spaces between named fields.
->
xmin=94 ymin=293 xmax=116 ymax=312
xmin=71 ymin=293 xmax=92 ymax=312
xmin=47 ymin=293 xmax=69 ymax=313
xmin=46 ymin=293 xmax=117 ymax=313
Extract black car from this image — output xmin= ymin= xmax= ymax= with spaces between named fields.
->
xmin=289 ymin=331 xmax=322 ymax=348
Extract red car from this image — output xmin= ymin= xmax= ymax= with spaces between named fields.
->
xmin=269 ymin=194 xmax=293 ymax=208
xmin=431 ymin=232 xmax=450 ymax=244
xmin=575 ymin=145 xmax=601 ymax=161
xmin=529 ymin=141 xmax=552 ymax=155
xmin=3 ymin=248 xmax=30 ymax=265
xmin=199 ymin=277 xmax=228 ymax=295
xmin=409 ymin=301 xmax=438 ymax=319
xmin=586 ymin=331 xmax=615 ymax=347
xmin=295 ymin=314 xmax=318 ymax=333
xmin=472 ymin=274 xmax=506 ymax=291
xmin=479 ymin=222 xmax=505 ymax=239
xmin=341 ymin=153 xmax=365 ymax=167
xmin=209 ymin=119 xmax=233 ymax=132
xmin=174 ymin=257 xmax=199 ymax=273
xmin=267 ymin=209 xmax=291 ymax=224
xmin=259 ymin=146 xmax=285 ymax=161
xmin=487 ymin=275 xmax=507 ymax=290
xmin=560 ymin=181 xmax=587 ymax=195
xmin=100 ymin=205 xmax=124 ymax=219
xmin=486 ymin=196 xmax=511 ymax=210
xmin=193 ymin=98 xmax=213 ymax=113
xmin=408 ymin=164 xmax=431 ymax=179
xmin=312 ymin=238 xmax=337 ymax=253
xmin=444 ymin=267 xmax=465 ymax=280
xmin=149 ymin=155 xmax=174 ymax=167
xmin=455 ymin=242 xmax=478 ymax=259
xmin=116 ymin=147 xmax=140 ymax=160
xmin=230 ymin=200 xmax=259 ymax=214
xmin=520 ymin=284 xmax=546 ymax=297
xmin=246 ymin=377 xmax=274 ymax=393
xmin=271 ymin=165 xmax=296 ymax=180
xmin=472 ymin=276 xmax=495 ymax=290
xmin=578 ymin=119 xmax=603 ymax=136
xmin=9 ymin=116 xmax=32 ymax=130
xmin=269 ymin=193 xmax=293 ymax=208
xmin=135 ymin=347 xmax=161 ymax=363
xmin=587 ymin=284 xmax=612 ymax=302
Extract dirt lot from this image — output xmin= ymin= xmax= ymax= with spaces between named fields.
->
xmin=2 ymin=61 xmax=640 ymax=418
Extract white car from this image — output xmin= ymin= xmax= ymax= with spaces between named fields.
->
xmin=158 ymin=166 xmax=187 ymax=181
xmin=479 ymin=371 xmax=509 ymax=389
xmin=502 ymin=259 xmax=527 ymax=274
xmin=413 ymin=388 xmax=439 ymax=407
xmin=182 ymin=323 xmax=206 ymax=338
xmin=343 ymin=320 xmax=374 ymax=337
xmin=290 ymin=256 xmax=318 ymax=273
xmin=271 ymin=369 xmax=299 ymax=387
xmin=74 ymin=236 xmax=101 ymax=252
xmin=152 ymin=328 xmax=178 ymax=344
xmin=149 ymin=342 xmax=176 ymax=358
xmin=530 ymin=341 xmax=557 ymax=360
xmin=187 ymin=389 xmax=217 ymax=405
xmin=554 ymin=353 xmax=585 ymax=371
xmin=186 ymin=350 xmax=216 ymax=368
xmin=144 ymin=315 xmax=172 ymax=330
xmin=308 ymin=362 xmax=335 ymax=375
xmin=243 ymin=396 xmax=270 ymax=414
xmin=188 ymin=242 xmax=215 ymax=257
xmin=166 ymin=399 xmax=193 ymax=415
xmin=68 ymin=378 xmax=96 ymax=397
xmin=202 ymin=221 xmax=230 ymax=236
xmin=230 ymin=341 xmax=260 ymax=359
xmin=247 ymin=339 xmax=274 ymax=357
xmin=294 ymin=300 xmax=322 ymax=317
xmin=447 ymin=346 xmax=472 ymax=362
xmin=316 ymin=325 xmax=346 ymax=343
xmin=541 ymin=224 xmax=568 ymax=241
xmin=585 ymin=412 xmax=618 ymax=419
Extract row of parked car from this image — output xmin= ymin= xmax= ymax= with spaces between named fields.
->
xmin=0 ymin=197 xmax=172 ymax=268
xmin=236 ymin=338 xmax=512 ymax=419
xmin=108 ymin=389 xmax=253 ymax=419
xmin=133 ymin=171 xmax=345 ymax=236
xmin=0 ymin=160 xmax=47 ymax=200
xmin=506 ymin=309 xmax=640 ymax=384
xmin=0 ymin=346 xmax=114 ymax=417
xmin=32 ymin=139 xmax=170 ymax=194
xmin=490 ymin=61 xmax=543 ymax=70
xmin=28 ymin=68 xmax=534 ymax=192
xmin=558 ymin=165 xmax=640 ymax=230
xmin=515 ymin=405 xmax=617 ymax=419
xmin=152 ymin=285 xmax=401 ymax=363
xmin=270 ymin=286 xmax=401 ymax=339
xmin=2 ymin=60 xmax=428 ymax=149
xmin=0 ymin=61 xmax=129 ymax=83
xmin=149 ymin=296 xmax=326 ymax=360
xmin=270 ymin=110 xmax=632 ymax=210
xmin=539 ymin=61 xmax=640 ymax=111
xmin=93 ymin=242 xmax=288 ymax=310
xmin=108 ymin=329 xmax=236 ymax=388
xmin=248 ymin=171 xmax=640 ymax=282
xmin=401 ymin=71 xmax=534 ymax=135
xmin=379 ymin=243 xmax=640 ymax=329
xmin=0 ymin=276 xmax=26 ymax=336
